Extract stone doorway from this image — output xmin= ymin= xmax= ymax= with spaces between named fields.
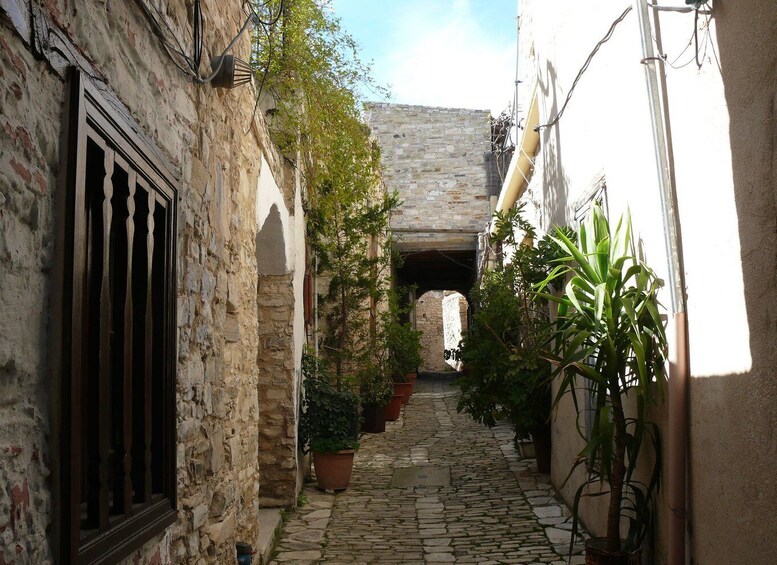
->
xmin=415 ymin=290 xmax=469 ymax=373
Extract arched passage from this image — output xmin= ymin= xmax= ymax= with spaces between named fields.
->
xmin=395 ymin=249 xmax=477 ymax=298
xmin=415 ymin=290 xmax=469 ymax=372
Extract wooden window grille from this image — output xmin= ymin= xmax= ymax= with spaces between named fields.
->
xmin=57 ymin=69 xmax=178 ymax=564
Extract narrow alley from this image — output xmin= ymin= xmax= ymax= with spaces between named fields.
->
xmin=272 ymin=376 xmax=585 ymax=565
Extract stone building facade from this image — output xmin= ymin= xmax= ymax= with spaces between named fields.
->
xmin=365 ymin=103 xmax=492 ymax=253
xmin=0 ymin=1 xmax=305 ymax=563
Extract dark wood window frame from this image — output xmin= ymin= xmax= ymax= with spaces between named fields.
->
xmin=57 ymin=69 xmax=178 ymax=564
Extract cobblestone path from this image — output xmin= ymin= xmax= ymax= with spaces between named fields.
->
xmin=272 ymin=376 xmax=585 ymax=564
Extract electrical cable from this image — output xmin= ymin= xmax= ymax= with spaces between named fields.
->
xmin=693 ymin=9 xmax=702 ymax=69
xmin=134 ymin=0 xmax=283 ymax=85
xmin=193 ymin=0 xmax=203 ymax=72
xmin=534 ymin=6 xmax=633 ymax=133
xmin=242 ymin=0 xmax=286 ymax=134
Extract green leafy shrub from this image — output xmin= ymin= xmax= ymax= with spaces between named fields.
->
xmin=357 ymin=360 xmax=393 ymax=407
xmin=456 ymin=205 xmax=573 ymax=439
xmin=300 ymin=352 xmax=360 ymax=453
xmin=382 ymin=288 xmax=422 ymax=381
xmin=457 ymin=266 xmax=551 ymax=439
xmin=537 ymin=204 xmax=666 ymax=554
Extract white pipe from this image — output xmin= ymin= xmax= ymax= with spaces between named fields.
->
xmin=313 ymin=253 xmax=319 ymax=357
xmin=634 ymin=2 xmax=690 ymax=565
xmin=635 ymin=0 xmax=684 ymax=313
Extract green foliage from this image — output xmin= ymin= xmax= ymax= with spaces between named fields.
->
xmin=300 ymin=352 xmax=360 ymax=453
xmin=382 ymin=288 xmax=422 ymax=381
xmin=536 ymin=204 xmax=667 ymax=554
xmin=457 ymin=206 xmax=567 ymax=439
xmin=356 ymin=359 xmax=394 ymax=407
xmin=251 ymin=0 xmax=398 ymax=384
xmin=457 ymin=266 xmax=551 ymax=439
xmin=250 ymin=0 xmax=386 ymax=185
xmin=311 ymin=190 xmax=399 ymax=379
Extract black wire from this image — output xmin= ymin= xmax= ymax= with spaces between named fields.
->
xmin=134 ymin=0 xmax=198 ymax=78
xmin=534 ymin=6 xmax=633 ymax=133
xmin=141 ymin=0 xmax=194 ymax=67
xmin=705 ymin=12 xmax=723 ymax=74
xmin=243 ymin=0 xmax=287 ymax=134
xmin=244 ymin=22 xmax=278 ymax=135
xmin=193 ymin=0 xmax=203 ymax=73
xmin=245 ymin=0 xmax=284 ymax=28
xmin=694 ymin=9 xmax=702 ymax=69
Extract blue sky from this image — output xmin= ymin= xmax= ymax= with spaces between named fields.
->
xmin=330 ymin=0 xmax=518 ymax=115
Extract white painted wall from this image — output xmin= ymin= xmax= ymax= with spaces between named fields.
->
xmin=257 ymin=154 xmax=293 ymax=272
xmin=442 ymin=293 xmax=465 ymax=370
xmin=517 ymin=1 xmax=777 ymax=562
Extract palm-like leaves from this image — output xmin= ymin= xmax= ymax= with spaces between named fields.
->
xmin=536 ymin=204 xmax=667 ymax=554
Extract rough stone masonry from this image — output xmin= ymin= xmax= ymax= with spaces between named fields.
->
xmin=0 ymin=1 xmax=305 ymax=563
xmin=365 ymin=103 xmax=492 ymax=252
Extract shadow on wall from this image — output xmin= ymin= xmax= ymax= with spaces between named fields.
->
xmin=685 ymin=4 xmax=777 ymax=564
xmin=256 ymin=204 xmax=287 ymax=275
xmin=539 ymin=61 xmax=570 ymax=228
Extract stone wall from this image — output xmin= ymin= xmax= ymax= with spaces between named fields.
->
xmin=0 ymin=1 xmax=304 ymax=563
xmin=416 ymin=291 xmax=467 ymax=372
xmin=416 ymin=291 xmax=447 ymax=372
xmin=442 ymin=292 xmax=467 ymax=370
xmin=365 ymin=103 xmax=492 ymax=251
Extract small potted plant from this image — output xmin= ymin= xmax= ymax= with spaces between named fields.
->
xmin=387 ymin=320 xmax=422 ymax=404
xmin=300 ymin=352 xmax=361 ymax=491
xmin=358 ymin=360 xmax=394 ymax=433
xmin=382 ymin=289 xmax=422 ymax=404
xmin=537 ymin=205 xmax=667 ymax=564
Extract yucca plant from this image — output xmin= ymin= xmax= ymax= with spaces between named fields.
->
xmin=536 ymin=204 xmax=667 ymax=557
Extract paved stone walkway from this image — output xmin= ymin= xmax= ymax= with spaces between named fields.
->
xmin=271 ymin=376 xmax=586 ymax=564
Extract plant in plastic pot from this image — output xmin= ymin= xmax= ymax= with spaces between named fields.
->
xmin=536 ymin=205 xmax=667 ymax=563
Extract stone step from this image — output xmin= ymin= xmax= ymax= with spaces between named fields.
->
xmin=257 ymin=508 xmax=283 ymax=564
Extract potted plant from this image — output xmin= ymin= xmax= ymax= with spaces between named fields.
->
xmin=387 ymin=321 xmax=422 ymax=404
xmin=456 ymin=206 xmax=570 ymax=474
xmin=357 ymin=360 xmax=394 ymax=433
xmin=300 ymin=352 xmax=361 ymax=491
xmin=382 ymin=288 xmax=422 ymax=404
xmin=537 ymin=205 xmax=667 ymax=563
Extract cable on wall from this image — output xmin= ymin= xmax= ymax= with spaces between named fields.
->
xmin=534 ymin=6 xmax=633 ymax=133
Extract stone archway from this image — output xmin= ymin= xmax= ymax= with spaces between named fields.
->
xmin=415 ymin=290 xmax=469 ymax=372
xmin=255 ymin=157 xmax=304 ymax=508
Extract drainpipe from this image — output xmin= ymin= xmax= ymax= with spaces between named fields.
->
xmin=313 ymin=253 xmax=319 ymax=357
xmin=634 ymin=2 xmax=690 ymax=564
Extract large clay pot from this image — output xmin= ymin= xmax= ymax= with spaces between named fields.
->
xmin=313 ymin=450 xmax=355 ymax=491
xmin=393 ymin=382 xmax=412 ymax=405
xmin=362 ymin=403 xmax=386 ymax=433
xmin=385 ymin=393 xmax=403 ymax=421
xmin=584 ymin=538 xmax=641 ymax=565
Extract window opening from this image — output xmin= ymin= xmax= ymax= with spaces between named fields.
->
xmin=58 ymin=69 xmax=178 ymax=564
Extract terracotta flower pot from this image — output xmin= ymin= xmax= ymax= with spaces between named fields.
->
xmin=584 ymin=538 xmax=641 ymax=565
xmin=393 ymin=382 xmax=412 ymax=405
xmin=313 ymin=450 xmax=355 ymax=491
xmin=362 ymin=403 xmax=386 ymax=433
xmin=385 ymin=393 xmax=403 ymax=421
